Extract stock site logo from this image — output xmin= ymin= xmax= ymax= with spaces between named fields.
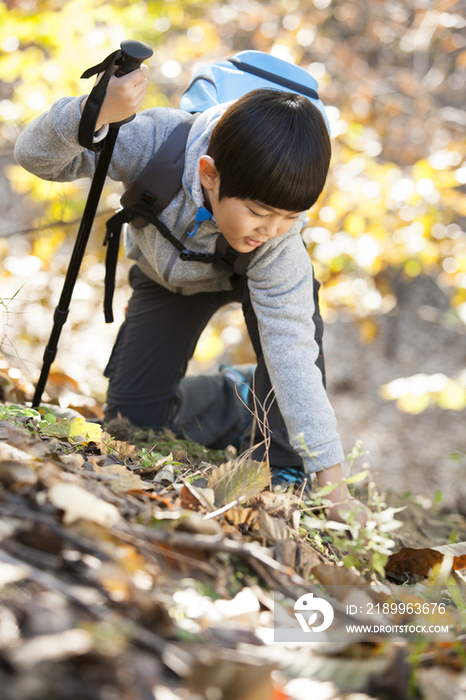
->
xmin=294 ymin=593 xmax=334 ymax=633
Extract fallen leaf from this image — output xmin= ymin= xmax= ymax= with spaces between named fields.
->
xmin=275 ymin=540 xmax=297 ymax=568
xmin=48 ymin=483 xmax=121 ymax=527
xmin=40 ymin=417 xmax=102 ymax=444
xmin=256 ymin=508 xmax=289 ymax=544
xmin=175 ymin=512 xmax=223 ymax=537
xmin=60 ymin=453 xmax=85 ymax=469
xmin=8 ymin=629 xmax=93 ymax=668
xmin=153 ymin=464 xmax=174 ymax=485
xmin=180 ymin=481 xmax=215 ymax=511
xmin=296 ymin=544 xmax=323 ymax=579
xmin=0 ymin=442 xmax=38 ymax=465
xmin=224 ymin=506 xmax=259 ymax=529
xmin=100 ymin=431 xmax=138 ymax=459
xmin=0 ymin=420 xmax=50 ymax=458
xmin=155 ymin=453 xmax=174 ymax=468
xmin=92 ymin=463 xmax=148 ymax=492
xmin=0 ymin=560 xmax=29 ymax=588
xmin=312 ymin=563 xmax=363 ymax=590
xmin=386 ymin=542 xmax=466 ymax=582
xmin=247 ymin=491 xmax=292 ymax=520
xmin=0 ymin=442 xmax=39 ymax=485
xmin=207 ymin=458 xmax=270 ymax=507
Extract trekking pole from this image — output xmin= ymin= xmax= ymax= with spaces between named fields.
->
xmin=32 ymin=40 xmax=153 ymax=408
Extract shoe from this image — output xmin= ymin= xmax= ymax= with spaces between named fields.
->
xmin=271 ymin=464 xmax=306 ymax=488
xmin=219 ymin=363 xmax=256 ymax=406
xmin=220 ymin=363 xmax=256 ymax=450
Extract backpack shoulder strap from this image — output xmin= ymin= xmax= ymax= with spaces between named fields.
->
xmin=121 ymin=113 xmax=199 ymax=227
xmin=214 ymin=233 xmax=255 ymax=276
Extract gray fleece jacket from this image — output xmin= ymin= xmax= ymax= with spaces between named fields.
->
xmin=14 ymin=96 xmax=345 ymax=472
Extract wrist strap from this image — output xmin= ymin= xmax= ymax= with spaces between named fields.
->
xmin=78 ymin=50 xmax=121 ymax=152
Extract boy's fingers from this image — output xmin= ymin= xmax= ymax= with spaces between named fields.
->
xmin=93 ymin=62 xmax=147 ymax=89
xmin=117 ymin=64 xmax=148 ymax=85
xmin=93 ymin=65 xmax=117 ymax=86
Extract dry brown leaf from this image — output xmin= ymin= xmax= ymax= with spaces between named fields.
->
xmin=37 ymin=460 xmax=65 ymax=488
xmin=207 ymin=458 xmax=270 ymax=507
xmin=224 ymin=506 xmax=259 ymax=529
xmin=0 ymin=420 xmax=50 ymax=458
xmin=313 ymin=563 xmax=363 ymax=589
xmin=180 ymin=483 xmax=200 ymax=510
xmin=100 ymin=431 xmax=139 ymax=460
xmin=386 ymin=542 xmax=466 ymax=582
xmin=175 ymin=512 xmax=223 ymax=537
xmin=296 ymin=544 xmax=323 ymax=579
xmin=247 ymin=491 xmax=291 ymax=519
xmin=220 ymin=521 xmax=243 ymax=537
xmin=0 ymin=442 xmax=39 ymax=466
xmin=0 ymin=462 xmax=38 ymax=487
xmin=275 ymin=540 xmax=297 ymax=568
xmin=60 ymin=453 xmax=86 ymax=469
xmin=255 ymin=508 xmax=289 ymax=544
xmin=0 ymin=442 xmax=40 ymax=485
xmin=180 ymin=481 xmax=215 ymax=511
xmin=92 ymin=463 xmax=147 ymax=492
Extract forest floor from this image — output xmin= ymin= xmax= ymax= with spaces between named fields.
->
xmin=2 ymin=380 xmax=466 ymax=700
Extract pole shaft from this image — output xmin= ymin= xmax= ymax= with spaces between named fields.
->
xmin=32 ymin=127 xmax=119 ymax=408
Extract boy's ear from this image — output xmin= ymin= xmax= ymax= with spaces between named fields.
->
xmin=199 ymin=156 xmax=219 ymax=191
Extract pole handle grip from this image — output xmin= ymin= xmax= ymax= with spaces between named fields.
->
xmin=78 ymin=40 xmax=153 ymax=149
xmin=115 ymin=39 xmax=153 ymax=76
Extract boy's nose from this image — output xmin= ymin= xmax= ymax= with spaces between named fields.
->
xmin=257 ymin=221 xmax=279 ymax=238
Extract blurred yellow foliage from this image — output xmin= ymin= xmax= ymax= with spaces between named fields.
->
xmin=2 ymin=0 xmax=466 ymax=414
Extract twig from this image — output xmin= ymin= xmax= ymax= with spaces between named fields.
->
xmin=203 ymin=497 xmax=242 ymax=520
xmin=301 ymin=495 xmax=367 ymax=514
xmin=2 ymin=209 xmax=114 ymax=238
xmin=296 ymin=477 xmax=307 ymax=503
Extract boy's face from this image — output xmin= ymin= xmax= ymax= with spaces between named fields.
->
xmin=199 ymin=157 xmax=302 ymax=253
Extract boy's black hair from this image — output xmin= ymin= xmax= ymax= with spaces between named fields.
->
xmin=207 ymin=88 xmax=331 ymax=212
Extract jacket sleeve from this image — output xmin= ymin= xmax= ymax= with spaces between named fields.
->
xmin=246 ymin=229 xmax=345 ymax=473
xmin=14 ymin=96 xmax=187 ymax=185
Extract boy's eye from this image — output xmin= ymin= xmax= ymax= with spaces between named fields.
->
xmin=248 ymin=208 xmax=265 ymax=218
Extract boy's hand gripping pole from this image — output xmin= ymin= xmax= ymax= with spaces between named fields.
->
xmin=32 ymin=40 xmax=153 ymax=409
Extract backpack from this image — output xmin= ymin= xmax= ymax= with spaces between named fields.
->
xmin=103 ymin=50 xmax=328 ymax=322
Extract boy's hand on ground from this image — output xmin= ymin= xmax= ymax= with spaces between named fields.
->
xmin=316 ymin=463 xmax=372 ymax=528
xmin=327 ymin=497 xmax=372 ymax=528
xmin=80 ymin=64 xmax=149 ymax=132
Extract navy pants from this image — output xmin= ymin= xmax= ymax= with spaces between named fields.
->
xmin=104 ymin=264 xmax=325 ymax=467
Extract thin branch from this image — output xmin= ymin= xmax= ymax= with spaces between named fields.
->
xmin=1 ymin=208 xmax=114 ymax=238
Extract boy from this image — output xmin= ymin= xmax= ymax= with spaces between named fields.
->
xmin=14 ymin=63 xmax=369 ymax=524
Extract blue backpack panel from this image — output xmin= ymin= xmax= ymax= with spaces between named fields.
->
xmin=179 ymin=50 xmax=329 ymax=130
